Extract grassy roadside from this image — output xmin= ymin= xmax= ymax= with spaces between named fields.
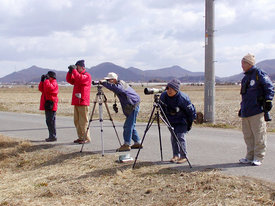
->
xmin=0 ymin=135 xmax=274 ymax=206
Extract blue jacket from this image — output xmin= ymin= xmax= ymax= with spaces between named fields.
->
xmin=160 ymin=91 xmax=197 ymax=133
xmin=240 ymin=66 xmax=274 ymax=117
xmin=102 ymin=80 xmax=140 ymax=116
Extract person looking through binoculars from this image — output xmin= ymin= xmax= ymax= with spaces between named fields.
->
xmin=66 ymin=60 xmax=92 ymax=144
xmin=39 ymin=71 xmax=59 ymax=142
xmin=160 ymin=79 xmax=196 ymax=164
xmin=100 ymin=72 xmax=142 ymax=152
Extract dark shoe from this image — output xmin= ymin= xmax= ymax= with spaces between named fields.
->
xmin=131 ymin=143 xmax=143 ymax=149
xmin=78 ymin=139 xmax=90 ymax=144
xmin=45 ymin=138 xmax=57 ymax=142
xmin=116 ymin=144 xmax=131 ymax=152
xmin=74 ymin=139 xmax=81 ymax=143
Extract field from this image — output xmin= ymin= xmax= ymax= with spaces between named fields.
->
xmin=0 ymin=84 xmax=275 ymax=130
xmin=0 ymin=135 xmax=274 ymax=206
xmin=1 ymin=85 xmax=275 ymax=205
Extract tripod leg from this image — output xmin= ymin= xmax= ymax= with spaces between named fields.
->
xmin=156 ymin=111 xmax=163 ymax=161
xmin=80 ymin=96 xmax=98 ymax=153
xmin=158 ymin=105 xmax=192 ymax=168
xmin=103 ymin=97 xmax=122 ymax=146
xmin=99 ymin=101 xmax=104 ymax=156
xmin=133 ymin=106 xmax=157 ymax=169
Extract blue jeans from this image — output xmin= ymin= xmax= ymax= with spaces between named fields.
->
xmin=123 ymin=105 xmax=140 ymax=145
xmin=170 ymin=130 xmax=186 ymax=158
xmin=45 ymin=110 xmax=56 ymax=139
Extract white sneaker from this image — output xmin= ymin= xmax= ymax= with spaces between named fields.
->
xmin=239 ymin=158 xmax=252 ymax=164
xmin=252 ymin=160 xmax=262 ymax=166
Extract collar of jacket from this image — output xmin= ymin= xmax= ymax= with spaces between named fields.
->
xmin=244 ymin=65 xmax=256 ymax=75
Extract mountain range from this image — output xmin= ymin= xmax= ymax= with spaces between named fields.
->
xmin=0 ymin=59 xmax=275 ymax=84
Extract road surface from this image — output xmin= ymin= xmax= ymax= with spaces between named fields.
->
xmin=0 ymin=111 xmax=274 ymax=183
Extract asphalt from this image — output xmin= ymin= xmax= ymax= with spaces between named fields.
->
xmin=0 ymin=111 xmax=274 ymax=183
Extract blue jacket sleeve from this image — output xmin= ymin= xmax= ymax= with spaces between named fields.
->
xmin=258 ymin=70 xmax=274 ymax=100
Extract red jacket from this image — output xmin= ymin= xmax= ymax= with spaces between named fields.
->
xmin=39 ymin=79 xmax=59 ymax=111
xmin=66 ymin=69 xmax=91 ymax=106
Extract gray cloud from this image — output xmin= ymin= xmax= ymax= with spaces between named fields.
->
xmin=0 ymin=0 xmax=275 ymax=78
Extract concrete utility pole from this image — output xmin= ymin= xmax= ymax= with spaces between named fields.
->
xmin=204 ymin=0 xmax=215 ymax=123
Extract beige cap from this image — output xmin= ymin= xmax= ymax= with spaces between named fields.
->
xmin=104 ymin=72 xmax=118 ymax=80
xmin=242 ymin=53 xmax=255 ymax=65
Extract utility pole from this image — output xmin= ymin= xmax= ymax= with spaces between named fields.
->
xmin=204 ymin=0 xmax=215 ymax=123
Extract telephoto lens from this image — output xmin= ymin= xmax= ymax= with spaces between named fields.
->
xmin=144 ymin=88 xmax=164 ymax=95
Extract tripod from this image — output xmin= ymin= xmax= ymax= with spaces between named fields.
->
xmin=80 ymin=84 xmax=122 ymax=156
xmin=132 ymin=94 xmax=192 ymax=169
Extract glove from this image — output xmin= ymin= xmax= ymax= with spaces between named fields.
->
xmin=41 ymin=75 xmax=46 ymax=82
xmin=265 ymin=100 xmax=272 ymax=112
xmin=187 ymin=120 xmax=192 ymax=131
xmin=68 ymin=65 xmax=76 ymax=73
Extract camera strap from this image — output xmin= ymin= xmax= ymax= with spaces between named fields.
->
xmin=114 ymin=93 xmax=118 ymax=105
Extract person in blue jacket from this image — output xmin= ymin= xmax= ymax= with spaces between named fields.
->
xmin=101 ymin=72 xmax=142 ymax=152
xmin=160 ymin=79 xmax=196 ymax=164
xmin=239 ymin=53 xmax=274 ymax=166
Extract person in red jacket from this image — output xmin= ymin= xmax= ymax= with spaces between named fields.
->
xmin=39 ymin=71 xmax=59 ymax=142
xmin=66 ymin=60 xmax=92 ymax=144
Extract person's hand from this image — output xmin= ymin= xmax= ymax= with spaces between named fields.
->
xmin=41 ymin=75 xmax=46 ymax=82
xmin=187 ymin=120 xmax=192 ymax=131
xmin=265 ymin=100 xmax=272 ymax=111
xmin=68 ymin=65 xmax=76 ymax=73
xmin=99 ymin=79 xmax=107 ymax=84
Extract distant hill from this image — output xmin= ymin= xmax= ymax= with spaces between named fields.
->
xmin=0 ymin=59 xmax=275 ymax=84
xmin=219 ymin=59 xmax=275 ymax=83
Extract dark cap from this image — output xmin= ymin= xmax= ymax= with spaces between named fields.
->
xmin=75 ymin=60 xmax=85 ymax=67
xmin=47 ymin=71 xmax=56 ymax=79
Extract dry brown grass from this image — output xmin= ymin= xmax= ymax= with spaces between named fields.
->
xmin=1 ymin=84 xmax=275 ymax=131
xmin=0 ymin=135 xmax=274 ymax=205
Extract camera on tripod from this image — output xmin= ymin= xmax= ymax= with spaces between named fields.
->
xmin=92 ymin=80 xmax=107 ymax=85
xmin=92 ymin=80 xmax=101 ymax=85
xmin=144 ymin=87 xmax=164 ymax=95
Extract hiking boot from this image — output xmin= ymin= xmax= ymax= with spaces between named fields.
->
xmin=239 ymin=158 xmax=252 ymax=164
xmin=78 ymin=139 xmax=90 ymax=144
xmin=177 ymin=158 xmax=187 ymax=164
xmin=170 ymin=156 xmax=179 ymax=163
xmin=45 ymin=137 xmax=57 ymax=142
xmin=252 ymin=160 xmax=262 ymax=166
xmin=131 ymin=143 xmax=143 ymax=149
xmin=116 ymin=144 xmax=131 ymax=152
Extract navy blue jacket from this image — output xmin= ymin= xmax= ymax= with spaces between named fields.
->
xmin=240 ymin=66 xmax=274 ymax=117
xmin=102 ymin=80 xmax=140 ymax=116
xmin=160 ymin=91 xmax=196 ymax=133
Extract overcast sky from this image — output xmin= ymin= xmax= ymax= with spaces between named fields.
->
xmin=0 ymin=0 xmax=275 ymax=78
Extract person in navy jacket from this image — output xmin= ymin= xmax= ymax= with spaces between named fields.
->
xmin=101 ymin=72 xmax=142 ymax=152
xmin=239 ymin=53 xmax=274 ymax=166
xmin=160 ymin=79 xmax=196 ymax=164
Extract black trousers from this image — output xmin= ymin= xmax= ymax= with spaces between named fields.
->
xmin=45 ymin=110 xmax=56 ymax=139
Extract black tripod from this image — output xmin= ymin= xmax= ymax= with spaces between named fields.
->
xmin=133 ymin=94 xmax=192 ymax=169
xmin=80 ymin=84 xmax=122 ymax=156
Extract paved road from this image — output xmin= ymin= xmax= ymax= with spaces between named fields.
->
xmin=0 ymin=111 xmax=274 ymax=183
